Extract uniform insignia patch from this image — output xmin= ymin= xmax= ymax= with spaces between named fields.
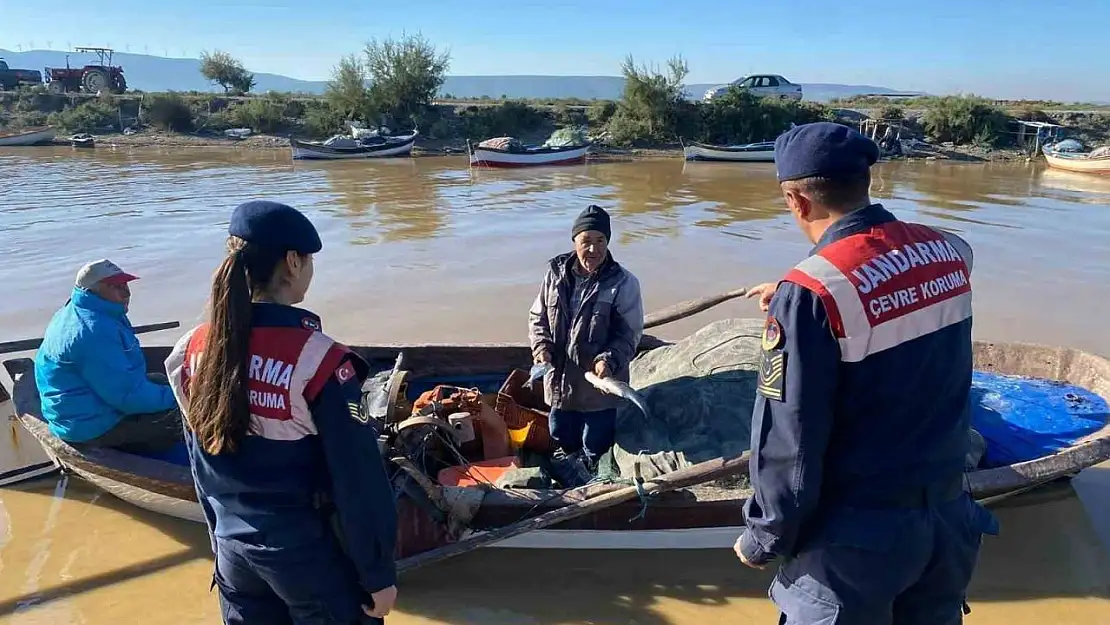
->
xmin=302 ymin=317 xmax=321 ymax=331
xmin=761 ymin=316 xmax=784 ymax=351
xmin=348 ymin=400 xmax=369 ymax=424
xmin=335 ymin=361 xmax=356 ymax=384
xmin=756 ymin=349 xmax=786 ymax=401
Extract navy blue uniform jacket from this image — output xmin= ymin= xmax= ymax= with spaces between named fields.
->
xmin=740 ymin=204 xmax=976 ymax=565
xmin=166 ymin=303 xmax=398 ymax=593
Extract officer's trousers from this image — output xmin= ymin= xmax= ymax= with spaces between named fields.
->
xmin=769 ymin=492 xmax=999 ymax=625
xmin=214 ymin=537 xmax=384 ymax=625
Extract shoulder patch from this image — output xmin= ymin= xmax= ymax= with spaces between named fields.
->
xmin=348 ymin=400 xmax=370 ymax=425
xmin=302 ymin=316 xmax=321 ymax=331
xmin=335 ymin=360 xmax=357 ymax=385
xmin=761 ymin=316 xmax=784 ymax=351
xmin=756 ymin=349 xmax=786 ymax=401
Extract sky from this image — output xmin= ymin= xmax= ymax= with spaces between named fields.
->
xmin=1 ymin=0 xmax=1107 ymax=102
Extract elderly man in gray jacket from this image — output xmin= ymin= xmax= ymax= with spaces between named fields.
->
xmin=528 ymin=205 xmax=644 ymax=484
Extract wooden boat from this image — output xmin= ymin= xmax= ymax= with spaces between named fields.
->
xmin=0 ymin=126 xmax=56 ymax=147
xmin=4 ymin=305 xmax=1110 ymax=569
xmin=682 ymin=140 xmax=776 ymax=162
xmin=1042 ymin=144 xmax=1110 ymax=174
xmin=467 ymin=139 xmax=590 ymax=168
xmin=290 ymin=130 xmax=419 ymax=160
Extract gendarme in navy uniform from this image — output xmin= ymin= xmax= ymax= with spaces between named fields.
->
xmin=734 ymin=123 xmax=999 ymax=624
xmin=166 ymin=201 xmax=397 ymax=624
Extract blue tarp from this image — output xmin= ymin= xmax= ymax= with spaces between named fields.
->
xmin=971 ymin=371 xmax=1109 ymax=468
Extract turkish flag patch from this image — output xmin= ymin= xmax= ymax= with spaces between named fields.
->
xmin=335 ymin=361 xmax=356 ymax=384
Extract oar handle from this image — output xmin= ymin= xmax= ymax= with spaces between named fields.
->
xmin=0 ymin=321 xmax=181 ymax=356
xmin=642 ymin=288 xmax=749 ymax=330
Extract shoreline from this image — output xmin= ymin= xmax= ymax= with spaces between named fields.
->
xmin=37 ymin=130 xmax=1036 ymax=163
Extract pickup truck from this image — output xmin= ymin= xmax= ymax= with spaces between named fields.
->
xmin=0 ymin=59 xmax=43 ymax=90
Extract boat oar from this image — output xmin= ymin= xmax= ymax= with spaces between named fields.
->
xmin=0 ymin=321 xmax=181 ymax=356
xmin=642 ymin=287 xmax=748 ymax=330
xmin=396 ymin=452 xmax=751 ymax=573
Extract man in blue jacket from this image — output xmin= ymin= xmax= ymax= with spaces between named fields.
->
xmin=734 ymin=123 xmax=998 ymax=624
xmin=34 ymin=259 xmax=182 ymax=455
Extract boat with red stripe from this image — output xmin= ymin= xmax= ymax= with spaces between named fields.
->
xmin=467 ymin=137 xmax=590 ymax=168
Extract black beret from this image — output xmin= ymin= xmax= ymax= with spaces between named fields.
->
xmin=774 ymin=122 xmax=880 ymax=182
xmin=571 ymin=204 xmax=611 ymax=241
xmin=228 ymin=201 xmax=322 ymax=254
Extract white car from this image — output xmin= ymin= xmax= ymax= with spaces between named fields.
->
xmin=703 ymin=74 xmax=804 ymax=102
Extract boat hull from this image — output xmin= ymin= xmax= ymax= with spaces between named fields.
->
xmin=468 ymin=144 xmax=589 ymax=168
xmin=682 ymin=142 xmax=775 ymax=162
xmin=0 ymin=127 xmax=57 ymax=147
xmin=4 ymin=331 xmax=1109 ymax=557
xmin=290 ymin=134 xmax=418 ymax=160
xmin=1043 ymin=148 xmax=1110 ymax=174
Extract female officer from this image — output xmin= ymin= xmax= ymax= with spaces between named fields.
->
xmin=164 ymin=200 xmax=398 ymax=624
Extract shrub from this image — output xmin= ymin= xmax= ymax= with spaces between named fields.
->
xmin=302 ymin=100 xmax=347 ymax=138
xmin=588 ymin=101 xmax=617 ymax=127
xmin=49 ymin=96 xmax=120 ymax=133
xmin=363 ymin=33 xmax=450 ymax=122
xmin=922 ymin=96 xmax=1011 ymax=145
xmin=607 ymin=55 xmax=689 ymax=146
xmin=878 ymin=105 xmax=904 ymax=121
xmin=229 ymin=97 xmax=287 ymax=134
xmin=459 ymin=100 xmax=547 ymax=138
xmin=143 ymin=93 xmax=195 ymax=132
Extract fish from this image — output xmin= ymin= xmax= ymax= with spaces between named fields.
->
xmin=526 ymin=362 xmax=554 ymax=388
xmin=584 ymin=371 xmax=651 ymax=420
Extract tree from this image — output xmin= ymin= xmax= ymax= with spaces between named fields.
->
xmin=324 ymin=54 xmax=373 ymax=124
xmin=362 ymin=33 xmax=450 ymax=123
xmin=199 ymin=50 xmax=256 ymax=94
xmin=607 ymin=54 xmax=691 ymax=145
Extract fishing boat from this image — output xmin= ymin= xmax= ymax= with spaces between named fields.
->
xmin=2 ymin=295 xmax=1108 ymax=569
xmin=1042 ymin=144 xmax=1110 ymax=175
xmin=682 ymin=140 xmax=776 ymax=162
xmin=467 ymin=138 xmax=590 ymax=168
xmin=70 ymin=133 xmax=95 ymax=148
xmin=0 ymin=126 xmax=57 ymax=147
xmin=289 ymin=130 xmax=419 ymax=160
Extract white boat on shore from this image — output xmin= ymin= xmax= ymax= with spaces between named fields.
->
xmin=290 ymin=130 xmax=419 ymax=160
xmin=0 ymin=126 xmax=57 ymax=147
xmin=1043 ymin=144 xmax=1110 ymax=175
xmin=682 ymin=140 xmax=775 ymax=162
xmin=467 ymin=139 xmax=590 ymax=168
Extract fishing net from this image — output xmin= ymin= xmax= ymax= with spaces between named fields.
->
xmin=477 ymin=136 xmax=523 ymax=151
xmin=596 ymin=317 xmax=989 ymax=481
xmin=598 ymin=318 xmax=763 ymax=481
xmin=543 ymin=126 xmax=589 ymax=147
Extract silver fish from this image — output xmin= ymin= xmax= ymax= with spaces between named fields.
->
xmin=526 ymin=362 xmax=554 ymax=388
xmin=584 ymin=371 xmax=651 ymax=420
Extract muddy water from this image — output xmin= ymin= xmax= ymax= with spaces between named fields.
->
xmin=1 ymin=147 xmax=1110 ymax=623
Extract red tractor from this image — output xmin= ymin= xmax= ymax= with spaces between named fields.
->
xmin=44 ymin=47 xmax=127 ymax=94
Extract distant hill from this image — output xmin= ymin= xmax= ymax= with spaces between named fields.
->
xmin=0 ymin=49 xmax=909 ymax=102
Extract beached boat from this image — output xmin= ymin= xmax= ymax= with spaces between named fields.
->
xmin=467 ymin=139 xmax=590 ymax=168
xmin=682 ymin=140 xmax=776 ymax=162
xmin=0 ymin=126 xmax=57 ymax=147
xmin=70 ymin=133 xmax=95 ymax=148
xmin=3 ymin=306 xmax=1109 ymax=567
xmin=290 ymin=130 xmax=419 ymax=160
xmin=1042 ymin=144 xmax=1110 ymax=175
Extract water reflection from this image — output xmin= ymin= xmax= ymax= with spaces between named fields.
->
xmin=306 ymin=159 xmax=448 ymax=244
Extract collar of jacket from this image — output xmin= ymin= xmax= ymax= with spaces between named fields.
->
xmin=810 ymin=202 xmax=897 ymax=254
xmin=553 ymin=250 xmax=621 ymax=285
xmin=250 ymin=301 xmax=324 ymax=330
xmin=71 ymin=286 xmax=128 ymax=319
